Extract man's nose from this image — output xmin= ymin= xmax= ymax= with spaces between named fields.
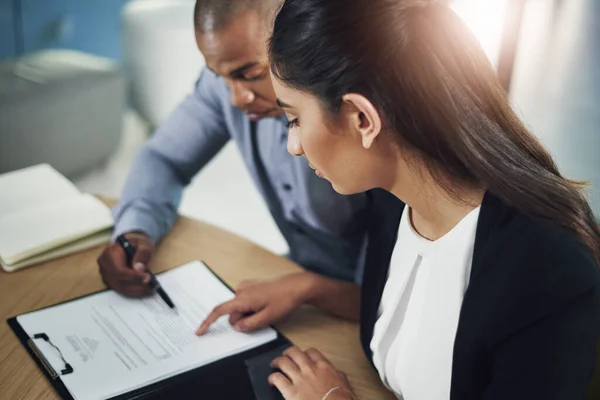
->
xmin=230 ymin=82 xmax=255 ymax=108
xmin=287 ymin=130 xmax=303 ymax=156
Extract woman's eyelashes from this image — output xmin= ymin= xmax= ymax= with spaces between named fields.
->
xmin=285 ymin=118 xmax=299 ymax=129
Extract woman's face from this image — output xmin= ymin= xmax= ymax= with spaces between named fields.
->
xmin=271 ymin=73 xmax=394 ymax=195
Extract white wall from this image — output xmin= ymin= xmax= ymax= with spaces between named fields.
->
xmin=510 ymin=0 xmax=600 ymax=217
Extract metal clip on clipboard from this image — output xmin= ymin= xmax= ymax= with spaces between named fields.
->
xmin=27 ymin=333 xmax=74 ymax=379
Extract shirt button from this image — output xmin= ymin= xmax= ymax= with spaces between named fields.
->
xmin=282 ymin=183 xmax=292 ymax=191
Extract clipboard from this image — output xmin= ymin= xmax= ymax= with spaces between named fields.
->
xmin=7 ymin=261 xmax=290 ymax=400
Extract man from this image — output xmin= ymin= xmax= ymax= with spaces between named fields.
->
xmin=98 ymin=0 xmax=371 ymax=330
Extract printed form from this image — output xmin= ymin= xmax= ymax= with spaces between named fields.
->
xmin=17 ymin=261 xmax=277 ymax=400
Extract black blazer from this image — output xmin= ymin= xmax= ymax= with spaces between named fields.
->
xmin=360 ymin=189 xmax=600 ymax=399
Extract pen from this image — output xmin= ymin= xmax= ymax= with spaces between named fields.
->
xmin=116 ymin=234 xmax=176 ymax=310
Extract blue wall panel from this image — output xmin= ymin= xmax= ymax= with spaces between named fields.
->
xmin=20 ymin=0 xmax=128 ymax=60
xmin=0 ymin=0 xmax=15 ymax=58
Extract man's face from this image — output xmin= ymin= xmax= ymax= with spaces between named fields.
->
xmin=196 ymin=10 xmax=282 ymax=121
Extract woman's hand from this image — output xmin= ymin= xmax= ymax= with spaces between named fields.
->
xmin=196 ymin=272 xmax=315 ymax=334
xmin=269 ymin=346 xmax=355 ymax=400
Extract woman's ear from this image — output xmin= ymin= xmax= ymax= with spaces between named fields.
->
xmin=341 ymin=93 xmax=382 ymax=149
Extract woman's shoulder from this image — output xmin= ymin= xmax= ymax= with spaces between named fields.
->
xmin=468 ymin=203 xmax=600 ymax=344
xmin=479 ymin=201 xmax=600 ymax=302
xmin=494 ymin=204 xmax=595 ymax=261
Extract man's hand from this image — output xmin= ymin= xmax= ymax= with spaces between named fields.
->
xmin=97 ymin=232 xmax=154 ymax=297
xmin=269 ymin=347 xmax=355 ymax=400
xmin=196 ymin=272 xmax=316 ymax=335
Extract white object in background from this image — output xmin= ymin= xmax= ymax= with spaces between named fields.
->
xmin=0 ymin=49 xmax=125 ymax=177
xmin=122 ymin=0 xmax=205 ymax=127
xmin=510 ymin=0 xmax=600 ymax=217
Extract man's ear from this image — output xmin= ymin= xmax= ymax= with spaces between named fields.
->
xmin=341 ymin=93 xmax=382 ymax=149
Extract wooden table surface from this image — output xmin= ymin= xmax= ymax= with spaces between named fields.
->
xmin=0 ymin=212 xmax=394 ymax=400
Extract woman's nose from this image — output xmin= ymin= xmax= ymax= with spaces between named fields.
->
xmin=287 ymin=130 xmax=303 ymax=156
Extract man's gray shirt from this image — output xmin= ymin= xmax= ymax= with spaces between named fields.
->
xmin=113 ymin=69 xmax=370 ymax=281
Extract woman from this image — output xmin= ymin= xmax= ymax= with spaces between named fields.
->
xmin=266 ymin=0 xmax=600 ymax=398
xmin=199 ymin=0 xmax=600 ymax=399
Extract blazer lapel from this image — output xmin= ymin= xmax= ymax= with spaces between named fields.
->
xmin=360 ymin=189 xmax=404 ymax=361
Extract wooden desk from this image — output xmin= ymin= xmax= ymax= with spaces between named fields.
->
xmin=0 ymin=213 xmax=395 ymax=400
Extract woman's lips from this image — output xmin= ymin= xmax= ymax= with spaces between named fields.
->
xmin=309 ymin=163 xmax=323 ymax=178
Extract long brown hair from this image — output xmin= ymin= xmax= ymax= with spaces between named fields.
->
xmin=269 ymin=0 xmax=600 ymax=262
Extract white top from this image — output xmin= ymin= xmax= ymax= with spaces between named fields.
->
xmin=370 ymin=205 xmax=481 ymax=399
